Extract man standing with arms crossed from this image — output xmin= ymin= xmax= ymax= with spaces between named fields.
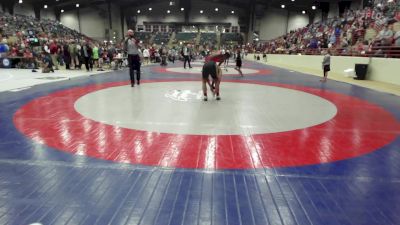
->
xmin=124 ymin=29 xmax=142 ymax=87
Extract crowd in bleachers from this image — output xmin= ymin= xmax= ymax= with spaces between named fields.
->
xmin=134 ymin=32 xmax=152 ymax=45
xmin=173 ymin=32 xmax=197 ymax=44
xmin=0 ymin=13 xmax=132 ymax=72
xmin=200 ymin=33 xmax=217 ymax=46
xmin=153 ymin=32 xmax=171 ymax=45
xmin=221 ymin=33 xmax=243 ymax=45
xmin=253 ymin=0 xmax=400 ymax=57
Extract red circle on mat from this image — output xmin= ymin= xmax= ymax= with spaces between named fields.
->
xmin=153 ymin=67 xmax=272 ymax=76
xmin=13 ymin=80 xmax=400 ymax=169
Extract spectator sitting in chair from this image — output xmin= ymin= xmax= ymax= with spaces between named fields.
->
xmin=375 ymin=24 xmax=394 ymax=46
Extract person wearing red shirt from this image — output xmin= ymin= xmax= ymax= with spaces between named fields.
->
xmin=49 ymin=40 xmax=59 ymax=70
xmin=202 ymin=54 xmax=225 ymax=101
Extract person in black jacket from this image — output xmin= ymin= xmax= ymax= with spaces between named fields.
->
xmin=81 ymin=41 xmax=93 ymax=72
xmin=181 ymin=44 xmax=192 ymax=69
xmin=234 ymin=50 xmax=243 ymax=77
xmin=63 ymin=43 xmax=71 ymax=70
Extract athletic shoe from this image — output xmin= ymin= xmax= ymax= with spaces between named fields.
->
xmin=203 ymin=96 xmax=208 ymax=101
xmin=216 ymin=96 xmax=221 ymax=101
xmin=131 ymin=83 xmax=134 ymax=87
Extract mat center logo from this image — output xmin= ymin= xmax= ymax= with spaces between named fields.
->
xmin=165 ymin=89 xmax=203 ymax=102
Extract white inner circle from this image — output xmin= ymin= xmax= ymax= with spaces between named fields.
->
xmin=74 ymin=82 xmax=337 ymax=135
xmin=165 ymin=66 xmax=259 ymax=75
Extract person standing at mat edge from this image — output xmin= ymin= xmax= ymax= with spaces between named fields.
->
xmin=124 ymin=29 xmax=141 ymax=87
xmin=182 ymin=44 xmax=192 ymax=69
xmin=321 ymin=49 xmax=331 ymax=83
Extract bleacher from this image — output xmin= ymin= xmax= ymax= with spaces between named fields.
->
xmin=175 ymin=32 xmax=197 ymax=42
xmin=257 ymin=0 xmax=400 ymax=58
xmin=200 ymin=33 xmax=217 ymax=45
xmin=221 ymin=33 xmax=243 ymax=44
xmin=153 ymin=33 xmax=171 ymax=45
xmin=134 ymin=32 xmax=152 ymax=44
xmin=0 ymin=14 xmax=90 ymax=41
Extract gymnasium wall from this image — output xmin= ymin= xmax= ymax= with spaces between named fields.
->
xmin=257 ymin=8 xmax=309 ymax=41
xmin=14 ymin=3 xmax=35 ymax=17
xmin=41 ymin=8 xmax=56 ymax=20
xmin=133 ymin=2 xmax=184 ymax=25
xmin=249 ymin=54 xmax=400 ymax=86
xmin=313 ymin=10 xmax=323 ymax=23
xmin=287 ymin=12 xmax=309 ymax=33
xmin=328 ymin=2 xmax=339 ymax=19
xmin=60 ymin=11 xmax=80 ymax=32
xmin=60 ymin=4 xmax=123 ymax=41
xmin=13 ymin=3 xmax=56 ymax=20
xmin=191 ymin=0 xmax=241 ymax=26
xmin=131 ymin=0 xmax=242 ymax=26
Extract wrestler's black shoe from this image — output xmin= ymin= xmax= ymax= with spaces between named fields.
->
xmin=216 ymin=96 xmax=221 ymax=101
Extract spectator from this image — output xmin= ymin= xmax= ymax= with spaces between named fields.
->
xmin=376 ymin=24 xmax=394 ymax=45
xmin=63 ymin=42 xmax=71 ymax=70
xmin=49 ymin=40 xmax=59 ymax=70
xmin=81 ymin=41 xmax=93 ymax=72
xmin=142 ymin=47 xmax=150 ymax=64
xmin=394 ymin=30 xmax=400 ymax=46
xmin=92 ymin=44 xmax=99 ymax=69
xmin=41 ymin=51 xmax=54 ymax=73
xmin=68 ymin=40 xmax=77 ymax=69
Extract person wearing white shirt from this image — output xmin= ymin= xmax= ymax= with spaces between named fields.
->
xmin=321 ymin=49 xmax=331 ymax=83
xmin=142 ymin=47 xmax=150 ymax=65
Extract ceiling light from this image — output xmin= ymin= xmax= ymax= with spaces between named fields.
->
xmin=231 ymin=10 xmax=234 ymax=14
xmin=19 ymin=0 xmax=23 ymax=4
xmin=215 ymin=8 xmax=218 ymax=11
xmin=44 ymin=4 xmax=48 ymax=8
xmin=61 ymin=9 xmax=64 ymax=13
xmin=76 ymin=3 xmax=79 ymax=8
xmin=302 ymin=10 xmax=306 ymax=14
xmin=312 ymin=5 xmax=316 ymax=10
xmin=181 ymin=7 xmax=184 ymax=11
xmin=200 ymin=10 xmax=203 ymax=14
xmin=281 ymin=4 xmax=285 ymax=8
xmin=137 ymin=9 xmax=141 ymax=13
xmin=149 ymin=7 xmax=152 ymax=11
xmin=167 ymin=10 xmax=170 ymax=13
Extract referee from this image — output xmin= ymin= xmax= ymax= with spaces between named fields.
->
xmin=124 ymin=29 xmax=141 ymax=87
